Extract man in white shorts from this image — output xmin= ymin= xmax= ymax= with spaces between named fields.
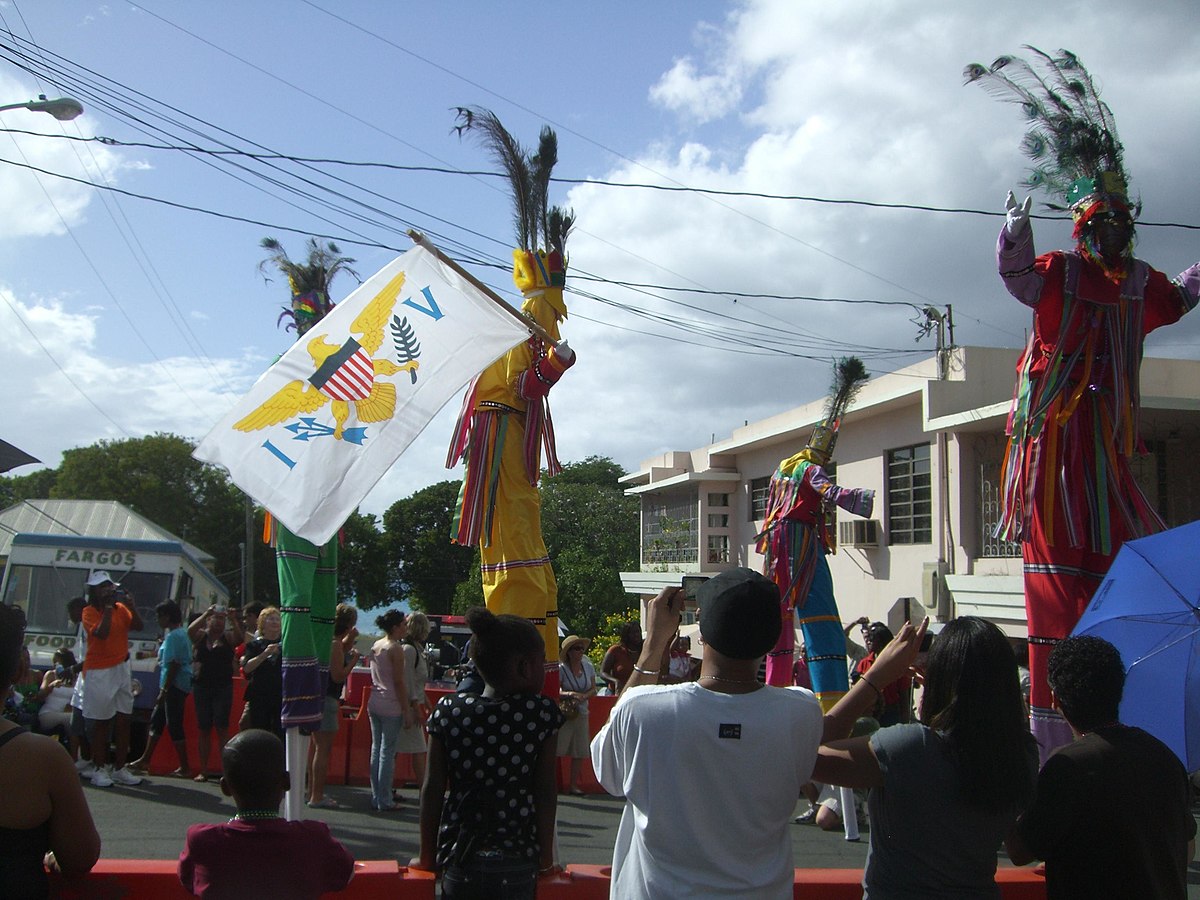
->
xmin=80 ymin=571 xmax=144 ymax=787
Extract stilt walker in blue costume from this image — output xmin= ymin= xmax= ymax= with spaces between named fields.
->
xmin=756 ymin=358 xmax=874 ymax=710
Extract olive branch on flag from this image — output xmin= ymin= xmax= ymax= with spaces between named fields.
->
xmin=391 ymin=315 xmax=421 ymax=384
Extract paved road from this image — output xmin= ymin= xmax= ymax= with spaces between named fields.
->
xmin=81 ymin=773 xmax=1200 ymax=895
xmin=81 ymin=774 xmax=866 ymax=868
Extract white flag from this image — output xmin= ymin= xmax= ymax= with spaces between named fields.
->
xmin=194 ymin=243 xmax=530 ymax=544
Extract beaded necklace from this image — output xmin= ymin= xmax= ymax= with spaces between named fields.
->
xmin=229 ymin=809 xmax=280 ymax=822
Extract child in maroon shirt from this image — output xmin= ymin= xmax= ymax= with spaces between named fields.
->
xmin=178 ymin=729 xmax=354 ymax=899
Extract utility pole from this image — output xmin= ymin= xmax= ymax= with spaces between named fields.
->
xmin=918 ymin=305 xmax=955 ymax=380
xmin=244 ymin=494 xmax=255 ymax=605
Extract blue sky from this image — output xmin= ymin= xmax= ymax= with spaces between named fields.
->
xmin=2 ymin=0 xmax=1198 ymax=524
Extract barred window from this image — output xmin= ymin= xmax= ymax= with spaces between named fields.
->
xmin=642 ymin=489 xmax=699 ymax=565
xmin=887 ymin=443 xmax=932 ymax=544
xmin=707 ymin=534 xmax=730 ymax=564
xmin=749 ymin=477 xmax=771 ymax=521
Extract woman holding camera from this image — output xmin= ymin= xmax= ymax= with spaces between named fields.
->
xmin=188 ymin=604 xmax=243 ymax=781
xmin=35 ymin=649 xmax=78 ymax=741
xmin=240 ymin=607 xmax=284 ymax=738
xmin=816 ymin=616 xmax=1037 ymax=898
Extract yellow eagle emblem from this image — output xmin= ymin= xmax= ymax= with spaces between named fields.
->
xmin=234 ymin=271 xmax=417 ymax=440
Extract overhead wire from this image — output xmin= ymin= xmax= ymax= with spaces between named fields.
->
xmin=91 ymin=4 xmax=964 ymax=311
xmin=3 ymin=8 xmax=237 ymax=395
xmin=0 ymin=24 xmax=1041 ymax=360
xmin=0 ymin=18 xmax=1020 ymax=370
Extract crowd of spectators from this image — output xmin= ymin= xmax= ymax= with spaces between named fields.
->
xmin=3 ymin=571 xmax=1193 ymax=900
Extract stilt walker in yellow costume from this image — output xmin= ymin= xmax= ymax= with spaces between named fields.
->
xmin=446 ymin=108 xmax=576 ymax=682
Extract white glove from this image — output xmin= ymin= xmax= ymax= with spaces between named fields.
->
xmin=553 ymin=339 xmax=575 ymax=365
xmin=1004 ymin=191 xmax=1032 ymax=238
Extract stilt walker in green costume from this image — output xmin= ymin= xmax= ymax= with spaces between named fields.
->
xmin=256 ymin=238 xmax=360 ymax=733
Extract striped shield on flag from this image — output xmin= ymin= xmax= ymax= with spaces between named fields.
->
xmin=309 ymin=338 xmax=374 ymax=401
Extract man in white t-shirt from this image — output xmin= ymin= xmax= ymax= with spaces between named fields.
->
xmin=591 ymin=568 xmax=922 ymax=899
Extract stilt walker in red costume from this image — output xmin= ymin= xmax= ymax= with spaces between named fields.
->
xmin=966 ymin=48 xmax=1200 ymax=761
xmin=756 ymin=358 xmax=874 ymax=710
xmin=447 ymin=109 xmax=576 ymax=685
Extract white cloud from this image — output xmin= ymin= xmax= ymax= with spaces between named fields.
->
xmin=0 ymin=72 xmax=122 ymax=240
xmin=650 ymin=57 xmax=744 ymax=124
xmin=0 ymin=286 xmax=259 ymax=467
xmin=559 ymin=0 xmax=1200 ymax=474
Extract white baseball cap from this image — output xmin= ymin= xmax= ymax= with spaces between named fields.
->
xmin=85 ymin=570 xmax=115 ymax=587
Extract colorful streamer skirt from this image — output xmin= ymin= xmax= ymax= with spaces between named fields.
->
xmin=277 ymin=526 xmax=338 ymax=730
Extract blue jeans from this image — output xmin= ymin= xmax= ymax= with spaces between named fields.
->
xmin=368 ymin=710 xmax=403 ymax=809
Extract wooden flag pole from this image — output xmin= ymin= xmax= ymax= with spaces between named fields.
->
xmin=406 ymin=230 xmax=557 ymax=346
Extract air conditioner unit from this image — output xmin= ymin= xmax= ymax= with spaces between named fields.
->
xmin=838 ymin=519 xmax=880 ymax=548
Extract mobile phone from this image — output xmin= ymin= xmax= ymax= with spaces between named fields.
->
xmin=681 ymin=575 xmax=710 ymax=602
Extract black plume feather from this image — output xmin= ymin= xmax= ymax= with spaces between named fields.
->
xmin=453 ymin=107 xmax=570 ymax=258
xmin=824 ymin=356 xmax=869 ymax=423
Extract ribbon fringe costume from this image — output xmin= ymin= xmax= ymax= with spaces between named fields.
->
xmin=268 ymin=515 xmax=339 ymax=729
xmin=448 ymin=249 xmax=573 ymax=665
xmin=255 ymin=254 xmax=353 ymax=731
xmin=966 ymin=47 xmax=1200 ymax=759
xmin=997 ymin=226 xmax=1198 ymax=752
xmin=757 ymin=450 xmax=873 ymax=709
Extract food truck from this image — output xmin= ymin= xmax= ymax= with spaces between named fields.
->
xmin=1 ymin=532 xmax=230 ymax=707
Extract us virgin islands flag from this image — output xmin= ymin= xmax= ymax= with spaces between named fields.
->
xmin=195 ymin=243 xmax=530 ymax=544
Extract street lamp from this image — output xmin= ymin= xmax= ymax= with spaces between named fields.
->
xmin=0 ymin=94 xmax=84 ymax=121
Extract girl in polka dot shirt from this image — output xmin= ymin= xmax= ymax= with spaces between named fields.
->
xmin=411 ymin=607 xmax=564 ymax=898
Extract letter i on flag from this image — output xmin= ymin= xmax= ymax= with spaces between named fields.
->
xmin=194 ymin=242 xmax=533 ymax=544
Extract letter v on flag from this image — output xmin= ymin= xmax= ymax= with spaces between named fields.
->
xmin=193 ymin=243 xmax=532 ymax=545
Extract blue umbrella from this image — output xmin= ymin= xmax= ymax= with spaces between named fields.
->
xmin=1072 ymin=519 xmax=1200 ymax=771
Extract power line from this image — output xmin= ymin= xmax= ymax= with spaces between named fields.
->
xmin=7 ymin=129 xmax=1200 ymax=231
xmin=0 ymin=29 xmax=974 ymax=358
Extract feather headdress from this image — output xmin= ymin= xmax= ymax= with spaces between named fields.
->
xmin=964 ymin=47 xmax=1134 ymax=217
xmin=454 ymin=106 xmax=574 ymax=263
xmin=806 ymin=356 xmax=869 ymax=462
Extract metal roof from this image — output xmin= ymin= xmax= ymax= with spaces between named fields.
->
xmin=0 ymin=499 xmax=216 ymax=565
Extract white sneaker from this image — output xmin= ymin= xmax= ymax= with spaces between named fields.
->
xmin=75 ymin=759 xmax=96 ymax=778
xmin=91 ymin=767 xmax=114 ymax=788
xmin=109 ymin=766 xmax=143 ymax=787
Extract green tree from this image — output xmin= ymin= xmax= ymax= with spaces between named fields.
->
xmin=0 ymin=467 xmax=58 ymax=508
xmin=337 ymin=511 xmax=396 ymax=609
xmin=539 ymin=456 xmax=639 ymax=639
xmin=45 ymin=433 xmax=277 ymax=606
xmin=451 ymin=555 xmax=483 ymax=614
xmin=382 ymin=480 xmax=475 ymax=615
xmin=587 ymin=607 xmax=641 ymax=672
